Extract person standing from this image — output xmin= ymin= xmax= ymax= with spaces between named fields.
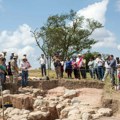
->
xmin=53 ymin=55 xmax=61 ymax=79
xmin=60 ymin=59 xmax=64 ymax=78
xmin=93 ymin=56 xmax=98 ymax=79
xmin=2 ymin=51 xmax=7 ymax=83
xmin=0 ymin=53 xmax=6 ymax=85
xmin=96 ymin=54 xmax=104 ymax=80
xmin=109 ymin=55 xmax=117 ymax=86
xmin=20 ymin=56 xmax=31 ymax=87
xmin=72 ymin=57 xmax=80 ymax=79
xmin=40 ymin=54 xmax=46 ymax=77
xmin=88 ymin=57 xmax=94 ymax=78
xmin=10 ymin=54 xmax=19 ymax=83
xmin=7 ymin=61 xmax=13 ymax=83
xmin=102 ymin=56 xmax=111 ymax=81
xmin=65 ymin=58 xmax=72 ymax=79
xmin=76 ymin=54 xmax=82 ymax=79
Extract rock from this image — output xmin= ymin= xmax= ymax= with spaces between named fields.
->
xmin=41 ymin=107 xmax=48 ymax=112
xmin=32 ymin=89 xmax=45 ymax=97
xmin=10 ymin=114 xmax=20 ymax=120
xmin=59 ymin=96 xmax=64 ymax=102
xmin=28 ymin=111 xmax=43 ymax=120
xmin=63 ymin=99 xmax=71 ymax=104
xmin=33 ymin=99 xmax=48 ymax=110
xmin=71 ymin=97 xmax=80 ymax=104
xmin=2 ymin=90 xmax=10 ymax=95
xmin=82 ymin=112 xmax=92 ymax=120
xmin=28 ymin=111 xmax=50 ymax=120
xmin=10 ymin=94 xmax=33 ymax=110
xmin=92 ymin=113 xmax=103 ymax=120
xmin=60 ymin=106 xmax=74 ymax=119
xmin=56 ymin=103 xmax=65 ymax=116
xmin=49 ymin=96 xmax=59 ymax=101
xmin=63 ymin=90 xmax=78 ymax=99
xmin=8 ymin=108 xmax=22 ymax=117
xmin=4 ymin=107 xmax=14 ymax=116
xmin=97 ymin=108 xmax=113 ymax=117
xmin=68 ymin=108 xmax=80 ymax=117
xmin=21 ymin=109 xmax=30 ymax=114
xmin=48 ymin=103 xmax=58 ymax=120
xmin=68 ymin=114 xmax=82 ymax=120
xmin=37 ymin=96 xmax=43 ymax=99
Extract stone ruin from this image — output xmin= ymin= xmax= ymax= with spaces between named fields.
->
xmin=0 ymin=79 xmax=119 ymax=120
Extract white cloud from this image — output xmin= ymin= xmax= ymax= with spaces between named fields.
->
xmin=91 ymin=28 xmax=117 ymax=48
xmin=116 ymin=0 xmax=120 ymax=11
xmin=77 ymin=0 xmax=109 ymax=25
xmin=117 ymin=45 xmax=120 ymax=50
xmin=77 ymin=0 xmax=120 ymax=52
xmin=0 ymin=24 xmax=35 ymax=48
xmin=0 ymin=24 xmax=38 ymax=67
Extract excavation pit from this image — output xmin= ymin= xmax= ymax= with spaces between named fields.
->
xmin=0 ymin=79 xmax=119 ymax=120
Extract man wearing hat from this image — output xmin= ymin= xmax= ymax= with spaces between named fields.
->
xmin=10 ymin=54 xmax=19 ymax=83
xmin=20 ymin=56 xmax=31 ymax=87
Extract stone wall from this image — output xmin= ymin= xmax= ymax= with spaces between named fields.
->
xmin=2 ymin=79 xmax=104 ymax=94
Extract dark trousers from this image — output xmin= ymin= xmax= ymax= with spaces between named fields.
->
xmin=80 ymin=67 xmax=86 ymax=79
xmin=21 ymin=71 xmax=28 ymax=87
xmin=110 ymin=68 xmax=116 ymax=86
xmin=66 ymin=69 xmax=72 ymax=78
xmin=74 ymin=69 xmax=79 ymax=79
xmin=41 ymin=64 xmax=46 ymax=77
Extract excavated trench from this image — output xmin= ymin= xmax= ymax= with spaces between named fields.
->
xmin=0 ymin=79 xmax=119 ymax=120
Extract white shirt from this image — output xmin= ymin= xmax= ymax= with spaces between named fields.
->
xmin=40 ymin=57 xmax=46 ymax=65
xmin=96 ymin=58 xmax=103 ymax=67
xmin=105 ymin=61 xmax=111 ymax=69
xmin=20 ymin=61 xmax=31 ymax=71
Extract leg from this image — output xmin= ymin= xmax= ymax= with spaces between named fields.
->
xmin=24 ymin=71 xmax=28 ymax=86
xmin=103 ymin=69 xmax=109 ymax=81
xmin=89 ymin=69 xmax=93 ymax=78
xmin=110 ymin=68 xmax=116 ymax=86
xmin=41 ymin=65 xmax=44 ymax=77
xmin=21 ymin=71 xmax=25 ymax=87
xmin=80 ymin=67 xmax=83 ymax=78
xmin=44 ymin=64 xmax=46 ymax=76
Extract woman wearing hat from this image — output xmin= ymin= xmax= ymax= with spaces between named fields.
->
xmin=20 ymin=56 xmax=31 ymax=87
xmin=0 ymin=53 xmax=6 ymax=85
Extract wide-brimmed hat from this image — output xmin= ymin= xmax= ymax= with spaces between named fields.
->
xmin=0 ymin=53 xmax=4 ymax=59
xmin=13 ymin=54 xmax=18 ymax=59
xmin=78 ymin=54 xmax=82 ymax=57
xmin=22 ymin=56 xmax=27 ymax=60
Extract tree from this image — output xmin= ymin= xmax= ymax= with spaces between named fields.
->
xmin=32 ymin=10 xmax=103 ymax=60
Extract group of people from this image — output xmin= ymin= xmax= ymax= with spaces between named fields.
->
xmin=0 ymin=51 xmax=120 ymax=88
xmin=88 ymin=54 xmax=119 ymax=86
xmin=44 ymin=53 xmax=120 ymax=87
xmin=52 ymin=54 xmax=88 ymax=80
xmin=0 ymin=52 xmax=31 ymax=87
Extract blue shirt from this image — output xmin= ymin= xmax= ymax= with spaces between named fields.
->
xmin=66 ymin=61 xmax=72 ymax=69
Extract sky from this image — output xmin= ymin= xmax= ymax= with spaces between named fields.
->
xmin=0 ymin=0 xmax=120 ymax=68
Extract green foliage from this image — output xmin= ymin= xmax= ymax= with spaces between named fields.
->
xmin=32 ymin=10 xmax=103 ymax=60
